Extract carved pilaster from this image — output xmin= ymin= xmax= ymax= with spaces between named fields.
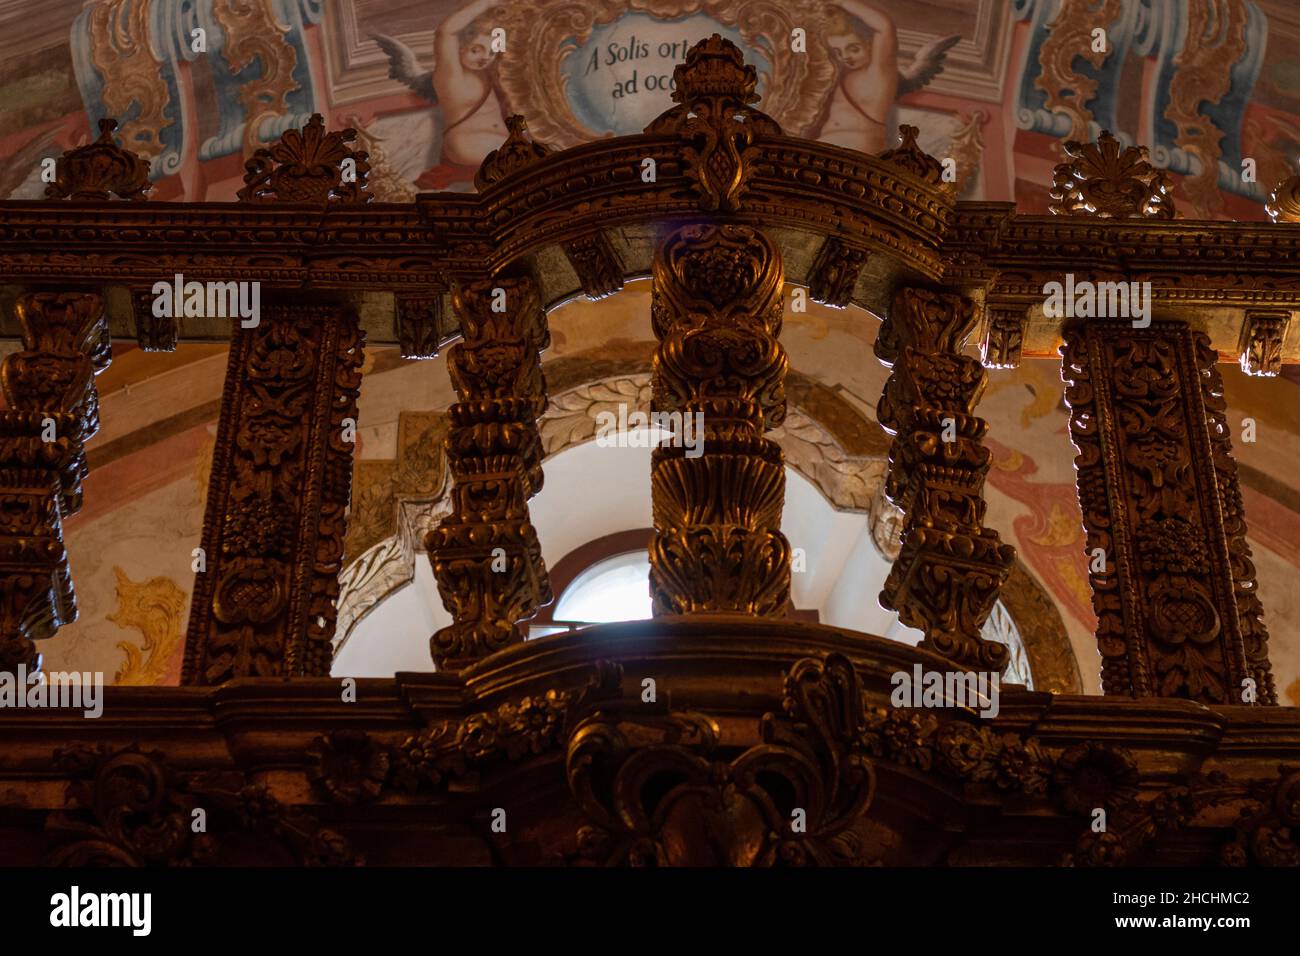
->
xmin=1061 ymin=320 xmax=1273 ymax=704
xmin=807 ymin=237 xmax=867 ymax=308
xmin=980 ymin=305 xmax=1027 ymax=369
xmin=427 ymin=275 xmax=552 ymax=668
xmin=395 ymin=292 xmax=444 ymax=360
xmin=563 ymin=232 xmax=624 ymax=301
xmin=1202 ymin=341 xmax=1277 ymax=705
xmin=1238 ymin=310 xmax=1289 ymax=377
xmin=649 ymin=222 xmax=790 ymax=615
xmin=183 ymin=299 xmax=365 ymax=684
xmin=0 ymin=292 xmax=110 ymax=671
xmin=874 ymin=287 xmax=1014 ymax=672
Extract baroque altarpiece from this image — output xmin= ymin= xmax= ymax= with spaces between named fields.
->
xmin=0 ymin=33 xmax=1299 ymax=868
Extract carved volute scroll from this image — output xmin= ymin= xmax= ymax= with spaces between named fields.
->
xmin=649 ymin=221 xmax=791 ymax=615
xmin=1048 ymin=130 xmax=1175 ymax=219
xmin=426 ymin=274 xmax=553 ymax=668
xmin=45 ymin=118 xmax=152 ymax=201
xmin=0 ymin=292 xmax=110 ymax=671
xmin=183 ymin=299 xmax=365 ymax=684
xmin=237 ymin=114 xmax=372 ymax=204
xmin=874 ymin=287 xmax=1014 ymax=672
xmin=1061 ymin=320 xmax=1275 ymax=704
xmin=807 ymin=237 xmax=868 ymax=308
xmin=645 ymin=34 xmax=781 ymax=212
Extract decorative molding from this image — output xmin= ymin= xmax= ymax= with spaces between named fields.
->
xmin=46 ymin=744 xmax=359 ymax=866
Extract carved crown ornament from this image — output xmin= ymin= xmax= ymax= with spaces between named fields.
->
xmin=238 ymin=113 xmax=372 ymax=204
xmin=1049 ymin=130 xmax=1175 ymax=219
xmin=45 ymin=117 xmax=152 ymax=201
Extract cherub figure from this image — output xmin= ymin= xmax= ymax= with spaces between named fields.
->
xmin=814 ymin=0 xmax=960 ymax=154
xmin=374 ymin=0 xmax=507 ymax=190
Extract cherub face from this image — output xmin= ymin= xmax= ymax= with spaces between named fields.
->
xmin=461 ymin=33 xmax=496 ymax=71
xmin=829 ymin=33 xmax=871 ymax=70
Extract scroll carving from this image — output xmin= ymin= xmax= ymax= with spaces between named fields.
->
xmin=808 ymin=237 xmax=867 ymax=308
xmin=131 ymin=288 xmax=178 ymax=353
xmin=395 ymin=293 xmax=445 ymax=360
xmin=183 ymin=300 xmax=365 ymax=684
xmin=563 ymin=232 xmax=625 ymax=301
xmin=427 ymin=275 xmax=552 ymax=668
xmin=0 ymin=292 xmax=109 ymax=671
xmin=1061 ymin=320 xmax=1272 ymax=704
xmin=45 ymin=118 xmax=151 ymax=202
xmin=980 ymin=306 xmax=1027 ymax=369
xmin=1238 ymin=311 xmax=1289 ymax=377
xmin=238 ymin=114 xmax=372 ymax=204
xmin=566 ymin=654 xmax=876 ymax=866
xmin=649 ymin=222 xmax=790 ymax=615
xmin=1048 ymin=130 xmax=1174 ymax=220
xmin=874 ymin=287 xmax=1014 ymax=672
xmin=645 ymin=34 xmax=780 ymax=213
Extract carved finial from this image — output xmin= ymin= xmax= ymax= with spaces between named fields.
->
xmin=1265 ymin=171 xmax=1300 ymax=223
xmin=1048 ymin=130 xmax=1174 ymax=219
xmin=474 ymin=115 xmax=555 ymax=191
xmin=237 ymin=114 xmax=372 ymax=203
xmin=643 ymin=35 xmax=780 ymax=212
xmin=45 ymin=118 xmax=152 ymax=201
xmin=879 ymin=125 xmax=944 ymax=185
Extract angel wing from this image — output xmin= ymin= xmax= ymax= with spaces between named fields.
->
xmin=897 ymin=34 xmax=961 ymax=96
xmin=373 ymin=33 xmax=437 ymax=103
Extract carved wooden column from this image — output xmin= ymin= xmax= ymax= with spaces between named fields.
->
xmin=1061 ymin=320 xmax=1275 ymax=704
xmin=640 ymin=36 xmax=792 ymax=615
xmin=648 ymin=222 xmax=791 ymax=615
xmin=183 ymin=299 xmax=364 ymax=684
xmin=0 ymin=293 xmax=110 ymax=671
xmin=426 ymin=274 xmax=552 ymax=668
xmin=874 ymin=287 xmax=1015 ymax=671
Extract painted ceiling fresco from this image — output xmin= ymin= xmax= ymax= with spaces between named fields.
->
xmin=2 ymin=0 xmax=1297 ymax=219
